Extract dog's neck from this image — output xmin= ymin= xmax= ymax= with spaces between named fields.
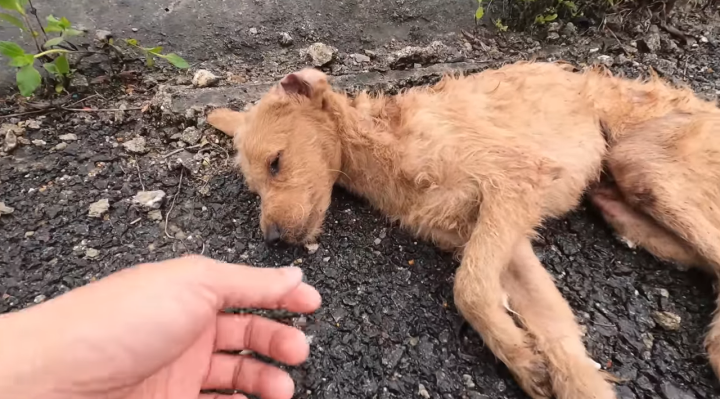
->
xmin=324 ymin=90 xmax=411 ymax=216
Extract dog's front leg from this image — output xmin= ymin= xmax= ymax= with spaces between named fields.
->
xmin=502 ymin=238 xmax=618 ymax=399
xmin=453 ymin=195 xmax=552 ymax=399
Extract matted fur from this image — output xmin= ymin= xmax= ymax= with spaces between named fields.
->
xmin=207 ymin=61 xmax=720 ymax=399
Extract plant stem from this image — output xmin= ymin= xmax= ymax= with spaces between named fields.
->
xmin=27 ymin=0 xmax=48 ymax=42
xmin=21 ymin=13 xmax=43 ymax=53
xmin=34 ymin=48 xmax=70 ymax=58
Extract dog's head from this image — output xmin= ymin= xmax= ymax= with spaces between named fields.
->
xmin=208 ymin=68 xmax=342 ymax=245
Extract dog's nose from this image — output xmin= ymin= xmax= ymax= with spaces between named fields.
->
xmin=264 ymin=223 xmax=283 ymax=245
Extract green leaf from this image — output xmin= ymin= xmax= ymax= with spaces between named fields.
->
xmin=8 ymin=53 xmax=32 ymax=66
xmin=59 ymin=16 xmax=71 ymax=29
xmin=125 ymin=38 xmax=138 ymax=46
xmin=163 ymin=53 xmax=189 ymax=69
xmin=544 ymin=13 xmax=557 ymax=22
xmin=45 ymin=15 xmax=64 ymax=32
xmin=145 ymin=46 xmax=163 ymax=55
xmin=0 ymin=0 xmax=24 ymax=15
xmin=43 ymin=37 xmax=64 ymax=48
xmin=475 ymin=5 xmax=484 ymax=20
xmin=0 ymin=12 xmax=25 ymax=30
xmin=43 ymin=61 xmax=59 ymax=75
xmin=55 ymin=82 xmax=64 ymax=93
xmin=55 ymin=54 xmax=69 ymax=74
xmin=16 ymin=64 xmax=41 ymax=97
xmin=0 ymin=40 xmax=24 ymax=58
xmin=63 ymin=28 xmax=83 ymax=37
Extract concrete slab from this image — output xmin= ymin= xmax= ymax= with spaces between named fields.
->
xmin=0 ymin=0 xmax=478 ymax=87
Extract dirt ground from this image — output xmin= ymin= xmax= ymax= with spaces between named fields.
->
xmin=2 ymin=3 xmax=720 ymax=399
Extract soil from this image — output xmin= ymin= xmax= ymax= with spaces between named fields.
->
xmin=2 ymin=3 xmax=720 ymax=399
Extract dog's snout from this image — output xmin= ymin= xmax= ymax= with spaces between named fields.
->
xmin=264 ymin=223 xmax=283 ymax=245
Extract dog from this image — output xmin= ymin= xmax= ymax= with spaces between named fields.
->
xmin=206 ymin=61 xmax=720 ymax=399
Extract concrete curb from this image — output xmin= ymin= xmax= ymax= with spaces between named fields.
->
xmin=153 ymin=61 xmax=495 ymax=114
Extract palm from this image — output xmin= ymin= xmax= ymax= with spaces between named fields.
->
xmin=0 ymin=256 xmax=321 ymax=399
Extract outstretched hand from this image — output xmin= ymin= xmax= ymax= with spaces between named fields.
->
xmin=0 ymin=255 xmax=322 ymax=399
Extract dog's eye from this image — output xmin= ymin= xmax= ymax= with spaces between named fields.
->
xmin=269 ymin=153 xmax=280 ymax=176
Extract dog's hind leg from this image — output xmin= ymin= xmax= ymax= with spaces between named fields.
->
xmin=605 ymin=113 xmax=720 ymax=378
xmin=502 ymin=237 xmax=618 ymax=399
xmin=589 ymin=184 xmax=705 ymax=268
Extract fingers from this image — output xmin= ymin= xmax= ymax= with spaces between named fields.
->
xmin=215 ymin=313 xmax=310 ymax=366
xmin=167 ymin=255 xmax=322 ymax=312
xmin=206 ymin=258 xmax=322 ymax=311
xmin=202 ymin=353 xmax=295 ymax=399
xmin=198 ymin=394 xmax=247 ymax=399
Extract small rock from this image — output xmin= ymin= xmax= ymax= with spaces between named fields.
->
xmin=641 ymin=332 xmax=655 ymax=350
xmin=34 ymin=294 xmax=46 ymax=304
xmin=132 ymin=190 xmax=166 ymax=209
xmin=279 ymin=32 xmax=294 ymax=47
xmin=658 ymin=288 xmax=670 ymax=298
xmin=95 ymin=29 xmax=113 ymax=42
xmin=71 ymin=74 xmax=89 ymax=88
xmin=0 ymin=202 xmax=14 ymax=215
xmin=32 ymin=139 xmax=46 ymax=146
xmin=661 ymin=37 xmax=679 ymax=53
xmin=25 ymin=231 xmax=34 ymax=238
xmin=25 ymin=119 xmax=40 ymax=129
xmin=85 ymin=248 xmax=100 ymax=259
xmin=418 ymin=384 xmax=430 ymax=399
xmin=306 ymin=42 xmax=336 ymax=67
xmin=148 ymin=209 xmax=163 ymax=221
xmin=700 ymin=36 xmax=709 ymax=44
xmin=3 ymin=127 xmax=18 ymax=152
xmin=462 ymin=374 xmax=475 ymax=389
xmin=653 ymin=58 xmax=677 ymax=76
xmin=467 ymin=393 xmax=490 ymax=399
xmin=59 ymin=133 xmax=78 ymax=141
xmin=640 ymin=25 xmax=661 ymax=53
xmin=351 ymin=53 xmax=371 ymax=63
xmin=53 ymin=142 xmax=68 ymax=151
xmin=547 ymin=22 xmax=560 ymax=32
xmin=192 ymin=69 xmax=220 ymax=88
xmin=180 ymin=126 xmax=202 ymax=145
xmin=660 ymin=382 xmax=696 ymax=399
xmin=464 ymin=41 xmax=473 ymax=52
xmin=175 ymin=75 xmax=192 ymax=85
xmin=249 ymin=27 xmax=258 ymax=35
xmin=652 ymin=311 xmax=681 ymax=331
xmin=547 ymin=32 xmax=560 ymax=41
xmin=131 ymin=27 xmax=138 ymax=32
xmin=596 ymin=55 xmax=614 ymax=67
xmin=616 ymin=54 xmax=631 ymax=65
xmin=122 ymin=137 xmax=147 ymax=154
xmin=88 ymin=198 xmax=110 ymax=218
xmin=374 ymin=238 xmax=382 ymax=245
xmin=305 ymin=243 xmax=319 ymax=254
xmin=562 ymin=22 xmax=577 ymax=36
xmin=389 ymin=41 xmax=452 ymax=68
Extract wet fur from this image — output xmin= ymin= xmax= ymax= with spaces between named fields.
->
xmin=207 ymin=61 xmax=720 ymax=399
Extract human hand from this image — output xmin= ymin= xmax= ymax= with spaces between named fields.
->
xmin=0 ymin=255 xmax=321 ymax=399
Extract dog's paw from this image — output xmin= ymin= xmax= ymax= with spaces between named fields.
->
xmin=510 ymin=355 xmax=554 ymax=399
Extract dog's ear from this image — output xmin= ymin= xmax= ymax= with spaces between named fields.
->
xmin=278 ymin=68 xmax=329 ymax=105
xmin=207 ymin=108 xmax=248 ymax=138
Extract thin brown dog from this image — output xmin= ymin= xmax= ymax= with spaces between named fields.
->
xmin=207 ymin=62 xmax=720 ymax=399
